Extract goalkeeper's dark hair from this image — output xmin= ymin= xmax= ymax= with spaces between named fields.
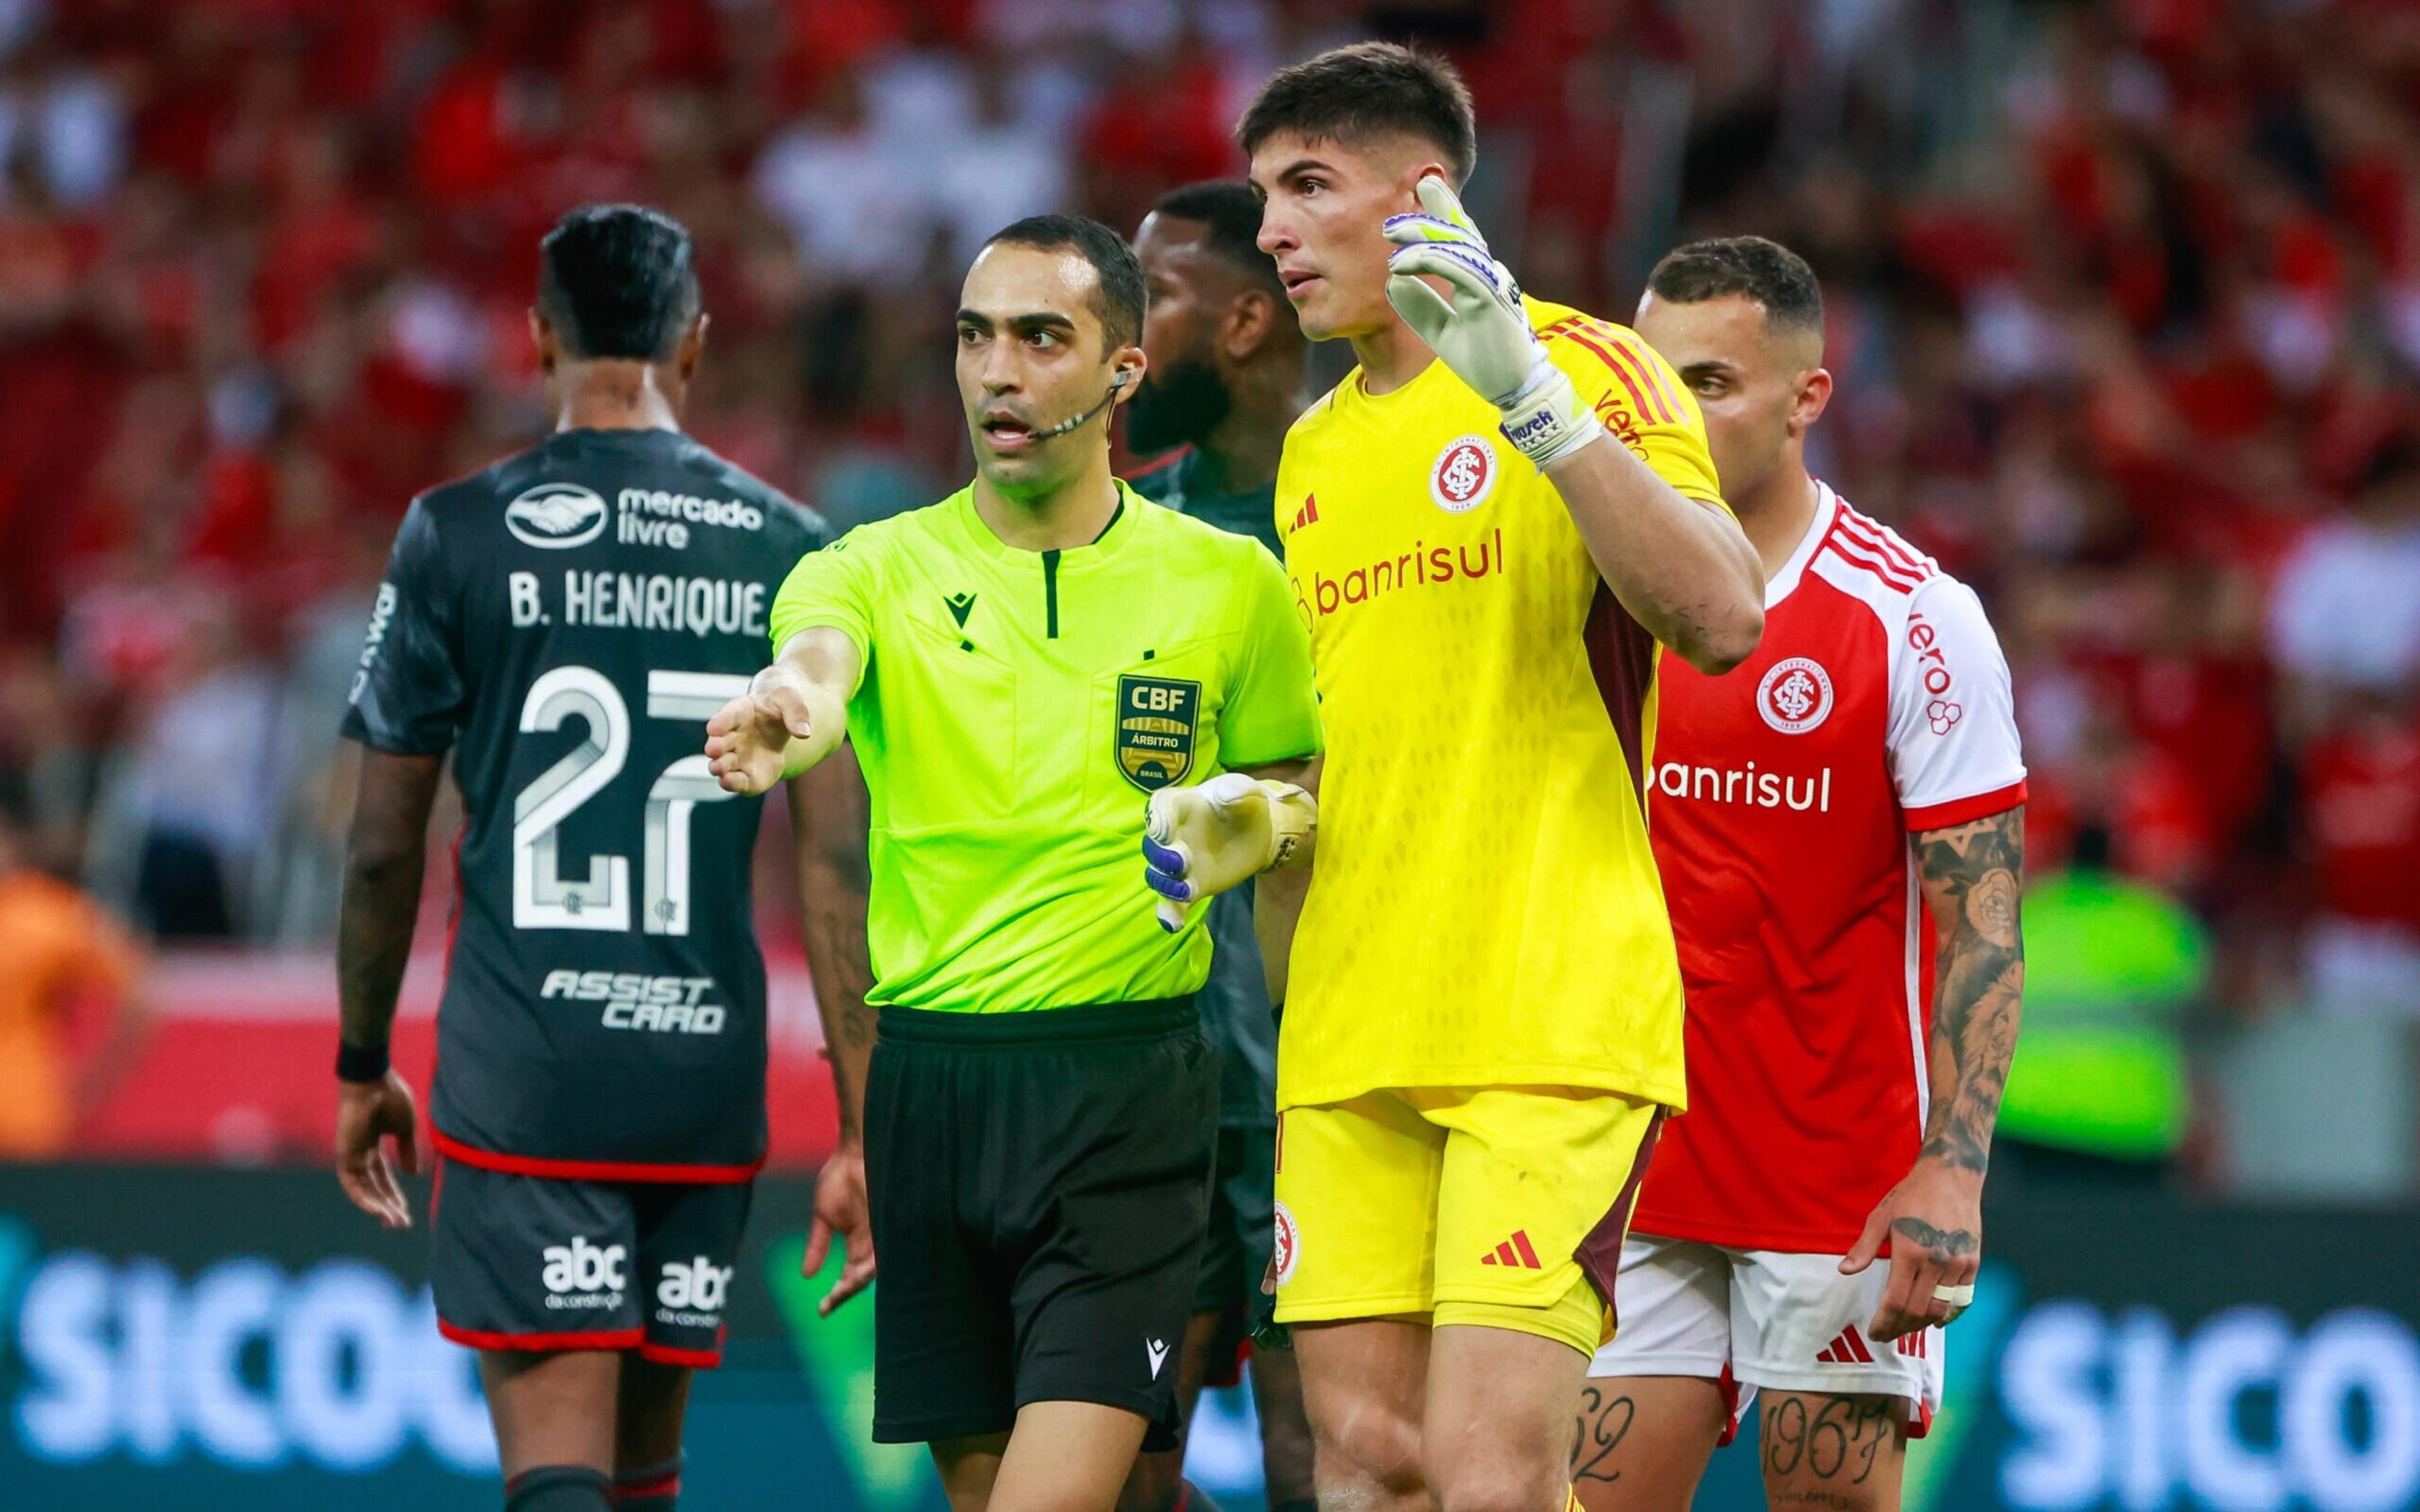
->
xmin=1647 ymin=236 xmax=1825 ymax=336
xmin=1152 ymin=180 xmax=1286 ymax=301
xmin=982 ymin=214 xmax=1146 ymax=351
xmin=1238 ymin=41 xmax=1477 ymax=185
xmin=536 ymin=204 xmax=701 ymax=362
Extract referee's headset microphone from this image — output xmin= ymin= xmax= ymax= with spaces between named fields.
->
xmin=1028 ymin=367 xmax=1135 ymax=440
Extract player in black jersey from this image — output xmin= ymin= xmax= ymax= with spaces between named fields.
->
xmin=332 ymin=205 xmax=838 ymax=1512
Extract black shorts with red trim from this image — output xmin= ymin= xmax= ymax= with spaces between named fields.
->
xmin=430 ymin=1156 xmax=752 ymax=1367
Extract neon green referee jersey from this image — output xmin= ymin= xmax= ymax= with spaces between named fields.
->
xmin=769 ymin=479 xmax=1322 ymax=1014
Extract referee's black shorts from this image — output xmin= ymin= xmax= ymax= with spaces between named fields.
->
xmin=864 ymin=999 xmax=1216 ymax=1450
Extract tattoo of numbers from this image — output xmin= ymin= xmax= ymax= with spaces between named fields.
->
xmin=1569 ymin=1387 xmax=1636 ymax=1484
xmin=1761 ymin=1395 xmax=1896 ymax=1486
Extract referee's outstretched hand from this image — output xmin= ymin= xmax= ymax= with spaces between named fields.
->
xmin=804 ymin=1145 xmax=876 ymax=1314
xmin=705 ymin=687 xmax=810 ymax=796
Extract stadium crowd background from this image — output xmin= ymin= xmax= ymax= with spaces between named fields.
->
xmin=0 ymin=0 xmax=2415 ymax=1193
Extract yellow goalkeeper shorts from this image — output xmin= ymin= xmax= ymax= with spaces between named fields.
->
xmin=1270 ymin=1085 xmax=1665 ymax=1356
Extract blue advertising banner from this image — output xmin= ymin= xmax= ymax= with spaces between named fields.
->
xmin=0 ymin=1169 xmax=2411 ymax=1511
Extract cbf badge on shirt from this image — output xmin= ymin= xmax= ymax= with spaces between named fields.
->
xmin=1117 ymin=675 xmax=1201 ymax=791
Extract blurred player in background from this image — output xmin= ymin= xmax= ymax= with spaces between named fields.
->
xmin=705 ymin=215 xmax=1322 ymax=1512
xmin=332 ymin=204 xmax=830 ymax=1512
xmin=0 ymin=789 xmax=153 ymax=1160
xmin=1145 ymin=42 xmax=1762 ymax=1512
xmin=1576 ymin=238 xmax=2027 ymax=1512
xmin=1120 ymin=179 xmax=1316 ymax=1512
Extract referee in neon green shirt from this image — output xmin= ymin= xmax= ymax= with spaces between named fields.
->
xmin=705 ymin=215 xmax=1321 ymax=1512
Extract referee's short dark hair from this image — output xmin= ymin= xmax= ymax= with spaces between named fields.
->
xmin=1238 ymin=41 xmax=1477 ymax=186
xmin=983 ymin=214 xmax=1146 ymax=351
xmin=1646 ymin=236 xmax=1825 ymax=336
xmin=1151 ymin=180 xmax=1284 ymax=300
xmin=537 ymin=204 xmax=701 ymax=362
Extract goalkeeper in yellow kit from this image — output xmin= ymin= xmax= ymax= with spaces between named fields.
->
xmin=1139 ymin=42 xmax=1765 ymax=1512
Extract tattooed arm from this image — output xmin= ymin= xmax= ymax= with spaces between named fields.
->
xmin=1841 ymin=805 xmax=2025 ymax=1340
xmin=791 ymin=745 xmax=879 ymax=1310
xmin=1916 ymin=807 xmax=2027 ymax=1174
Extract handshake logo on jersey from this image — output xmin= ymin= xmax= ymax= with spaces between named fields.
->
xmin=539 ymin=970 xmax=729 ymax=1034
xmin=506 ymin=484 xmax=611 ymax=549
xmin=541 ymin=1236 xmax=627 ymax=1310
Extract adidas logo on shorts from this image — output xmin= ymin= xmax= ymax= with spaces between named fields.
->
xmin=1816 ymin=1326 xmax=1874 ymax=1365
xmin=1478 ymin=1230 xmax=1544 ymax=1270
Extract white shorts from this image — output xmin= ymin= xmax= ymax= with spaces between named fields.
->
xmin=1587 ymin=1233 xmax=1942 ymax=1443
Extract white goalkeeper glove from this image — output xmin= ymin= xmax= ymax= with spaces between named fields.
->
xmin=1141 ymin=772 xmax=1316 ymax=934
xmin=1381 ymin=175 xmax=1603 ymax=469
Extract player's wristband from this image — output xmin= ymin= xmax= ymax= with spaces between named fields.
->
xmin=1255 ymin=780 xmax=1317 ymax=870
xmin=1495 ymin=357 xmax=1601 ymax=470
xmin=336 ymin=1040 xmax=391 ymax=1084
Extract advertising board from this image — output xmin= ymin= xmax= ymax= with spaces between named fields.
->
xmin=0 ymin=1171 xmax=2409 ymax=1511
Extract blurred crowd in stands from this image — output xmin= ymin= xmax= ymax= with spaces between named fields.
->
xmin=0 ymin=0 xmax=2415 ymax=1176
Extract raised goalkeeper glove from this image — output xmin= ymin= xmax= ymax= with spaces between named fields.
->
xmin=1381 ymin=175 xmax=1603 ymax=469
xmin=1141 ymin=772 xmax=1316 ymax=934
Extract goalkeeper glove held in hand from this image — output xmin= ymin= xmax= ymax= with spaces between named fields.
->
xmin=1381 ymin=175 xmax=1603 ymax=470
xmin=1141 ymin=772 xmax=1316 ymax=934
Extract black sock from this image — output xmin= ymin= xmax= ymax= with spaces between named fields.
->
xmin=505 ymin=1465 xmax=614 ymax=1512
xmin=613 ymin=1454 xmax=683 ymax=1510
xmin=1269 ymin=1501 xmax=1318 ymax=1512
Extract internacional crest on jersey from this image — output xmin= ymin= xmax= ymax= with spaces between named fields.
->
xmin=342 ymin=428 xmax=826 ymax=1181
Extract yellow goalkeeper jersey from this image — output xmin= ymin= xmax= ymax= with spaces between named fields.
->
xmin=1274 ymin=297 xmax=1724 ymax=1110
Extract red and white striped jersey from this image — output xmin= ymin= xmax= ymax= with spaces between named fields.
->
xmin=1633 ymin=483 xmax=2027 ymax=1254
